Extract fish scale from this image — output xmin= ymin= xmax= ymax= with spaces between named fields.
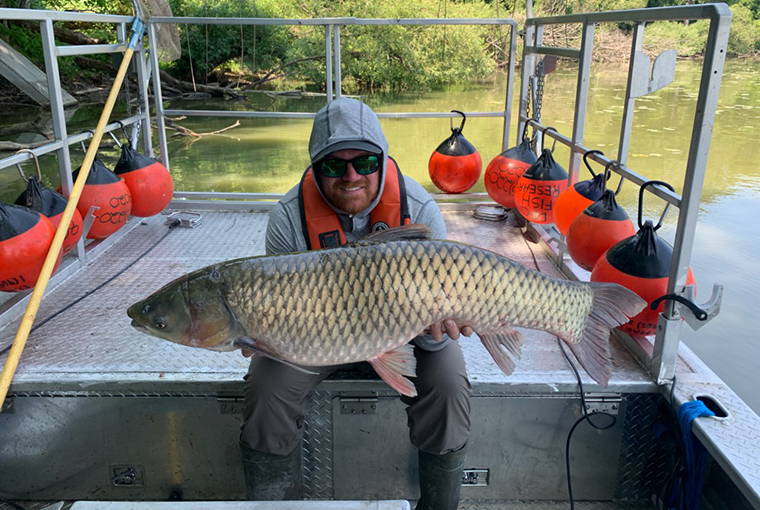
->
xmin=129 ymin=226 xmax=646 ymax=395
xmin=229 ymin=241 xmax=565 ymax=364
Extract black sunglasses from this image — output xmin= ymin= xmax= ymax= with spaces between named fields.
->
xmin=316 ymin=154 xmax=380 ymax=178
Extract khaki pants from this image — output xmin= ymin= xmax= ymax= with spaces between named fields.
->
xmin=241 ymin=341 xmax=472 ymax=456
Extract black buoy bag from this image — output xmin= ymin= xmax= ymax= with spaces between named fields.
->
xmin=15 ymin=176 xmax=83 ymax=255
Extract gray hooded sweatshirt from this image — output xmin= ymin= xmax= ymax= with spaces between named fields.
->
xmin=264 ymin=97 xmax=450 ymax=351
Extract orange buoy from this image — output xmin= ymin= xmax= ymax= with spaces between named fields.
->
xmin=68 ymin=157 xmax=132 ymax=239
xmin=0 ymin=202 xmax=61 ymax=292
xmin=590 ymin=181 xmax=696 ymax=336
xmin=114 ymin=144 xmax=173 ymax=217
xmin=15 ymin=176 xmax=83 ymax=256
xmin=513 ymin=145 xmax=568 ymax=224
xmin=553 ymin=150 xmax=608 ymax=235
xmin=484 ymin=131 xmax=537 ymax=209
xmin=566 ymin=188 xmax=636 ymax=271
xmin=429 ymin=110 xmax=482 ymax=193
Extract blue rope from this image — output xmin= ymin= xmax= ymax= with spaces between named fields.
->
xmin=676 ymin=399 xmax=715 ymax=510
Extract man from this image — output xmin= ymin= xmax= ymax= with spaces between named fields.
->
xmin=240 ymin=97 xmax=472 ymax=509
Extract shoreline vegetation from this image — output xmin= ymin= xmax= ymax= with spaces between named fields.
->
xmin=0 ymin=0 xmax=757 ymax=138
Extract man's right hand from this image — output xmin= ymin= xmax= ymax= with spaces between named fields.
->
xmin=425 ymin=320 xmax=474 ymax=342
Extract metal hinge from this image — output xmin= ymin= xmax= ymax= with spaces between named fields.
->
xmin=340 ymin=397 xmax=377 ymax=415
xmin=583 ymin=393 xmax=622 ymax=415
xmin=111 ymin=465 xmax=144 ymax=486
xmin=462 ymin=468 xmax=489 ymax=486
xmin=218 ymin=396 xmax=244 ymax=414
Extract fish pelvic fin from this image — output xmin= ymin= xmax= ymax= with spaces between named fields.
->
xmin=233 ymin=337 xmax=318 ymax=375
xmin=355 ymin=224 xmax=433 ymax=245
xmin=562 ymin=283 xmax=647 ymax=387
xmin=369 ymin=343 xmax=418 ymax=397
xmin=479 ymin=326 xmax=524 ymax=376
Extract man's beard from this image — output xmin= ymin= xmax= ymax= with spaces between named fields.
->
xmin=320 ymin=179 xmax=378 ymax=215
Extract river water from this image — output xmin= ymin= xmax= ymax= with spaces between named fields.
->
xmin=1 ymin=59 xmax=758 ymax=413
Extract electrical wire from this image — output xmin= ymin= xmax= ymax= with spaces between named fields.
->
xmin=515 ymin=209 xmax=618 ymax=509
xmin=557 ymin=338 xmax=617 ymax=510
xmin=0 ymin=219 xmax=181 ymax=358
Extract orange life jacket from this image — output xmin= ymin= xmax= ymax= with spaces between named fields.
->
xmin=298 ymin=156 xmax=411 ymax=249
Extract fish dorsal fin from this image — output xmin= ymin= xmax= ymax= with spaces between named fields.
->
xmin=479 ymin=325 xmax=524 ymax=375
xmin=234 ymin=337 xmax=318 ymax=375
xmin=356 ymin=224 xmax=433 ymax=245
xmin=368 ymin=343 xmax=418 ymax=397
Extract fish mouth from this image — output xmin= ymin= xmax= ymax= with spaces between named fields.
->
xmin=130 ymin=319 xmax=148 ymax=332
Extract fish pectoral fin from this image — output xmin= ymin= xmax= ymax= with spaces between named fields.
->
xmin=233 ymin=337 xmax=318 ymax=375
xmin=368 ymin=344 xmax=418 ymax=397
xmin=479 ymin=326 xmax=524 ymax=376
xmin=355 ymin=224 xmax=433 ymax=245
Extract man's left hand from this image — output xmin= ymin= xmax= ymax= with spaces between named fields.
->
xmin=426 ymin=320 xmax=474 ymax=342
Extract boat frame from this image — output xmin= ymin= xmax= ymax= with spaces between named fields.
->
xmin=0 ymin=4 xmax=757 ymax=509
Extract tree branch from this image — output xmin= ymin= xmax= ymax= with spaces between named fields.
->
xmin=242 ymin=55 xmax=324 ymax=90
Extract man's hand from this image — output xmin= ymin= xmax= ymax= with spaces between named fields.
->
xmin=425 ymin=320 xmax=474 ymax=342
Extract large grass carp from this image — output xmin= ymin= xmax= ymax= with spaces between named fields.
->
xmin=128 ymin=224 xmax=645 ymax=396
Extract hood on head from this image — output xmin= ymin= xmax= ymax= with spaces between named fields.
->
xmin=308 ymin=97 xmax=389 ymax=216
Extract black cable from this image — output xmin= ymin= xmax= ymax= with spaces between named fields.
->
xmin=0 ymin=497 xmax=26 ymax=510
xmin=654 ymin=375 xmax=687 ymax=510
xmin=516 ymin=212 xmax=542 ymax=272
xmin=0 ymin=219 xmax=181 ymax=357
xmin=558 ymin=337 xmax=617 ymax=510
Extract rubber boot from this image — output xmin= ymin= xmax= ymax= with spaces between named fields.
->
xmin=415 ymin=445 xmax=467 ymax=510
xmin=239 ymin=441 xmax=302 ymax=500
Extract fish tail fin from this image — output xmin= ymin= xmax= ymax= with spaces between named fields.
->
xmin=562 ymin=283 xmax=646 ymax=387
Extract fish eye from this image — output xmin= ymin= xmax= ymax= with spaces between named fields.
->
xmin=155 ymin=317 xmax=167 ymax=330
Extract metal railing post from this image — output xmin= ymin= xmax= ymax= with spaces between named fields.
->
xmin=617 ymin=22 xmax=645 ymax=169
xmin=333 ymin=24 xmax=342 ymax=98
xmin=147 ymin=22 xmax=169 ymax=170
xmin=135 ymin=42 xmax=153 ymax=156
xmin=517 ymin=24 xmax=534 ymax=146
xmin=40 ymin=18 xmax=82 ymax=260
xmin=652 ymin=5 xmax=731 ymax=385
xmin=325 ymin=24 xmax=333 ymax=102
xmin=501 ymin=23 xmax=517 ymax=152
xmin=568 ymin=22 xmax=595 ymax=184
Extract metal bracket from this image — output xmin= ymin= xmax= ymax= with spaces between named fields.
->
xmin=340 ymin=397 xmax=377 ymax=415
xmin=166 ymin=211 xmax=202 ymax=228
xmin=655 ymin=284 xmax=723 ymax=331
xmin=630 ymin=49 xmax=676 ymax=98
xmin=462 ymin=468 xmax=489 ymax=486
xmin=81 ymin=204 xmax=100 ymax=240
xmin=583 ymin=393 xmax=622 ymax=415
